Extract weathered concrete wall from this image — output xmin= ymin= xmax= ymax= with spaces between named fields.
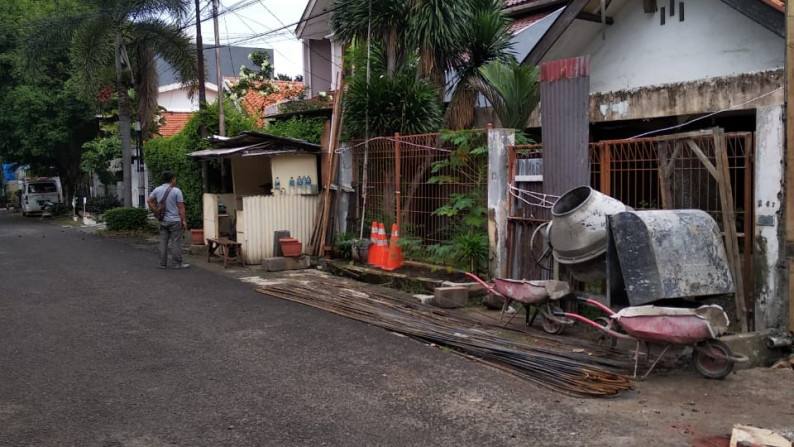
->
xmin=528 ymin=70 xmax=783 ymax=127
xmin=754 ymin=105 xmax=787 ymax=330
xmin=488 ymin=129 xmax=515 ymax=279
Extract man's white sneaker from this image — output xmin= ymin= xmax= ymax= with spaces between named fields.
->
xmin=173 ymin=263 xmax=190 ymax=269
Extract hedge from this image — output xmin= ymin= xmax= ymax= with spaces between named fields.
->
xmin=105 ymin=207 xmax=149 ymax=231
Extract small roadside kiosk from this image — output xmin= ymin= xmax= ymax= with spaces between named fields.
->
xmin=188 ymin=132 xmax=322 ymax=264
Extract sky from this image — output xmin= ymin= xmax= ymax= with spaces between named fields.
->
xmin=188 ymin=0 xmax=311 ymax=78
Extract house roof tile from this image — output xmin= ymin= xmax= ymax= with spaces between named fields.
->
xmin=158 ymin=111 xmax=193 ymax=137
xmin=236 ymin=80 xmax=305 ymax=126
xmin=509 ymin=11 xmax=554 ymax=33
xmin=760 ymin=0 xmax=784 ymax=12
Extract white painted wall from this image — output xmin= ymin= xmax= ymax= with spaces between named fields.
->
xmin=157 ymin=84 xmax=219 ymax=112
xmin=543 ymin=0 xmax=784 ymax=93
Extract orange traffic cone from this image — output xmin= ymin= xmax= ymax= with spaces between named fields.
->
xmin=382 ymin=224 xmax=404 ymax=271
xmin=376 ymin=223 xmax=390 ymax=268
xmin=366 ymin=221 xmax=379 ymax=265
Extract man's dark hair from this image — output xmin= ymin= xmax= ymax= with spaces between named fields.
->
xmin=161 ymin=171 xmax=176 ymax=184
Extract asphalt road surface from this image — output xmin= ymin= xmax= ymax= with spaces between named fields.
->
xmin=5 ymin=211 xmax=793 ymax=447
xmin=0 ymin=211 xmax=596 ymax=447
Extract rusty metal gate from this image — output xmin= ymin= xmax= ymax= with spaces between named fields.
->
xmin=507 ymin=130 xmax=754 ymax=322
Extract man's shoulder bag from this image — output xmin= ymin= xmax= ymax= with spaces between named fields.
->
xmin=154 ymin=186 xmax=175 ymax=221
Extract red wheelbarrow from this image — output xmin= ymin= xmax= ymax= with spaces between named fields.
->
xmin=560 ymin=296 xmax=749 ymax=379
xmin=465 ymin=272 xmax=573 ymax=333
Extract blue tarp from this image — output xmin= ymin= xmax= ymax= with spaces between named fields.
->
xmin=2 ymin=163 xmax=17 ymax=181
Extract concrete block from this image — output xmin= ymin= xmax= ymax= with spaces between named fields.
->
xmin=720 ymin=330 xmax=790 ymax=369
xmin=262 ymin=256 xmax=311 ymax=272
xmin=433 ymin=286 xmax=468 ymax=309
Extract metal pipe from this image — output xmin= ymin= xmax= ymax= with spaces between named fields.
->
xmin=766 ymin=332 xmax=794 ymax=348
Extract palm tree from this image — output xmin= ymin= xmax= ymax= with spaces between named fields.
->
xmin=27 ymin=0 xmax=198 ymax=206
xmin=469 ymin=58 xmax=540 ymax=130
xmin=330 ymin=0 xmax=409 ymax=77
xmin=444 ymin=0 xmax=514 ymax=129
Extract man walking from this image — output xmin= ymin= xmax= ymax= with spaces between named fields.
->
xmin=147 ymin=171 xmax=190 ymax=269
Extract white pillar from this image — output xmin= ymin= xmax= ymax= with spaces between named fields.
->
xmin=754 ymin=105 xmax=787 ymax=329
xmin=487 ymin=128 xmax=515 ymax=278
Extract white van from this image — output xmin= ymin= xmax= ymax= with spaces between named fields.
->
xmin=20 ymin=178 xmax=62 ymax=216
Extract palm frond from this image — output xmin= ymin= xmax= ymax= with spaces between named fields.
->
xmin=128 ymin=18 xmax=197 ymax=134
xmin=469 ymin=58 xmax=539 ymax=130
xmin=68 ymin=17 xmax=117 ymax=98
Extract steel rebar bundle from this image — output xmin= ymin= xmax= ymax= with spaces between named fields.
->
xmin=257 ymin=280 xmax=632 ymax=398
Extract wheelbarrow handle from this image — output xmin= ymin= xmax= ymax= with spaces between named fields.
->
xmin=465 ymin=272 xmax=493 ymax=290
xmin=574 ymin=293 xmax=616 ymax=316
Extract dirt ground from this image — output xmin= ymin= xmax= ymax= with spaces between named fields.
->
xmin=82 ymin=221 xmax=794 ymax=446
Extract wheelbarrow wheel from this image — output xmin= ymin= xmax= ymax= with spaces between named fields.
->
xmin=594 ymin=317 xmax=618 ymax=348
xmin=541 ymin=305 xmax=566 ymax=335
xmin=693 ymin=339 xmax=735 ymax=379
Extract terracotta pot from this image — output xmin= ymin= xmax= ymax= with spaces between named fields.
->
xmin=190 ymin=228 xmax=205 ymax=245
xmin=279 ymin=238 xmax=303 ymax=257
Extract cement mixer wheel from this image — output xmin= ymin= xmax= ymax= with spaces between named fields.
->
xmin=693 ymin=340 xmax=734 ymax=379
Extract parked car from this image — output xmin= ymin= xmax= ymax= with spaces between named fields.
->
xmin=19 ymin=178 xmax=63 ymax=217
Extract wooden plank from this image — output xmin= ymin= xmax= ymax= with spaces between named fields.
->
xmin=685 ymin=139 xmax=720 ymax=179
xmin=317 ymin=71 xmax=344 ymax=256
xmin=600 ymin=143 xmax=611 ymax=196
xmin=657 ymin=141 xmax=676 ymax=209
xmin=714 ymin=128 xmax=748 ymax=332
xmin=786 ymin=0 xmax=794 ymax=330
xmin=743 ymin=133 xmax=755 ymax=329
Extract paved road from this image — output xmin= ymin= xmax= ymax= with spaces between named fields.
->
xmin=0 ymin=211 xmax=595 ymax=447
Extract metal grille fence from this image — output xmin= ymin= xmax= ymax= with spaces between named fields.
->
xmin=351 ymin=131 xmax=487 ymax=261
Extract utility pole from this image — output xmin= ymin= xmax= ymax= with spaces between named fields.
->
xmin=786 ymin=0 xmax=794 ymax=330
xmin=212 ymin=0 xmax=225 ymax=137
xmin=195 ymin=0 xmax=209 ymax=193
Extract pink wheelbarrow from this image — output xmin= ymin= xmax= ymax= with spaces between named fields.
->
xmin=465 ymin=272 xmax=573 ymax=334
xmin=559 ymin=296 xmax=749 ymax=379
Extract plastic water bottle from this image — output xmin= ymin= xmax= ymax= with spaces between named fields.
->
xmin=305 ymin=175 xmax=312 ymax=194
xmin=297 ymin=175 xmax=304 ymax=194
xmin=274 ymin=177 xmax=281 ymax=195
xmin=289 ymin=176 xmax=295 ymax=194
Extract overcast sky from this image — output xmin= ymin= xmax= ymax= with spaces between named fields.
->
xmin=187 ymin=0 xmax=311 ymax=78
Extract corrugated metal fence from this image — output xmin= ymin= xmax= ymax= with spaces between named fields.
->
xmin=241 ymin=195 xmax=321 ymax=264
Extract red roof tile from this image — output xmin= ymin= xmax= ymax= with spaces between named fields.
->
xmin=236 ymin=80 xmax=305 ymax=127
xmin=760 ymin=0 xmax=784 ymax=12
xmin=504 ymin=0 xmax=535 ymax=7
xmin=158 ymin=111 xmax=193 ymax=137
xmin=509 ymin=11 xmax=553 ymax=33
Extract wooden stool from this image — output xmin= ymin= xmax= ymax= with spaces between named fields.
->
xmin=207 ymin=237 xmax=244 ymax=268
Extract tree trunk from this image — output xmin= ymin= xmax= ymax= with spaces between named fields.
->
xmin=385 ymin=27 xmax=397 ymax=78
xmin=116 ymin=31 xmax=133 ymax=207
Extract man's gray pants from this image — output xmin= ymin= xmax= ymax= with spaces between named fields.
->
xmin=158 ymin=221 xmax=183 ymax=267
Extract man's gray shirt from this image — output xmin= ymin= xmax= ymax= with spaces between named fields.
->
xmin=149 ymin=184 xmax=184 ymax=223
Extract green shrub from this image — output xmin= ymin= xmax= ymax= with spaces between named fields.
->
xmin=85 ymin=194 xmax=121 ymax=213
xmin=145 ymin=99 xmax=256 ymax=228
xmin=264 ymin=116 xmax=326 ymax=144
xmin=105 ymin=207 xmax=149 ymax=231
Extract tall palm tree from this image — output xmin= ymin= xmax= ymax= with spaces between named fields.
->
xmin=445 ymin=0 xmax=514 ymax=129
xmin=469 ymin=57 xmax=540 ymax=130
xmin=330 ymin=0 xmax=409 ymax=77
xmin=27 ymin=0 xmax=198 ymax=206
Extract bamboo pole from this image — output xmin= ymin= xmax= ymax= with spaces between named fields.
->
xmin=395 ymin=132 xmax=401 ymax=231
